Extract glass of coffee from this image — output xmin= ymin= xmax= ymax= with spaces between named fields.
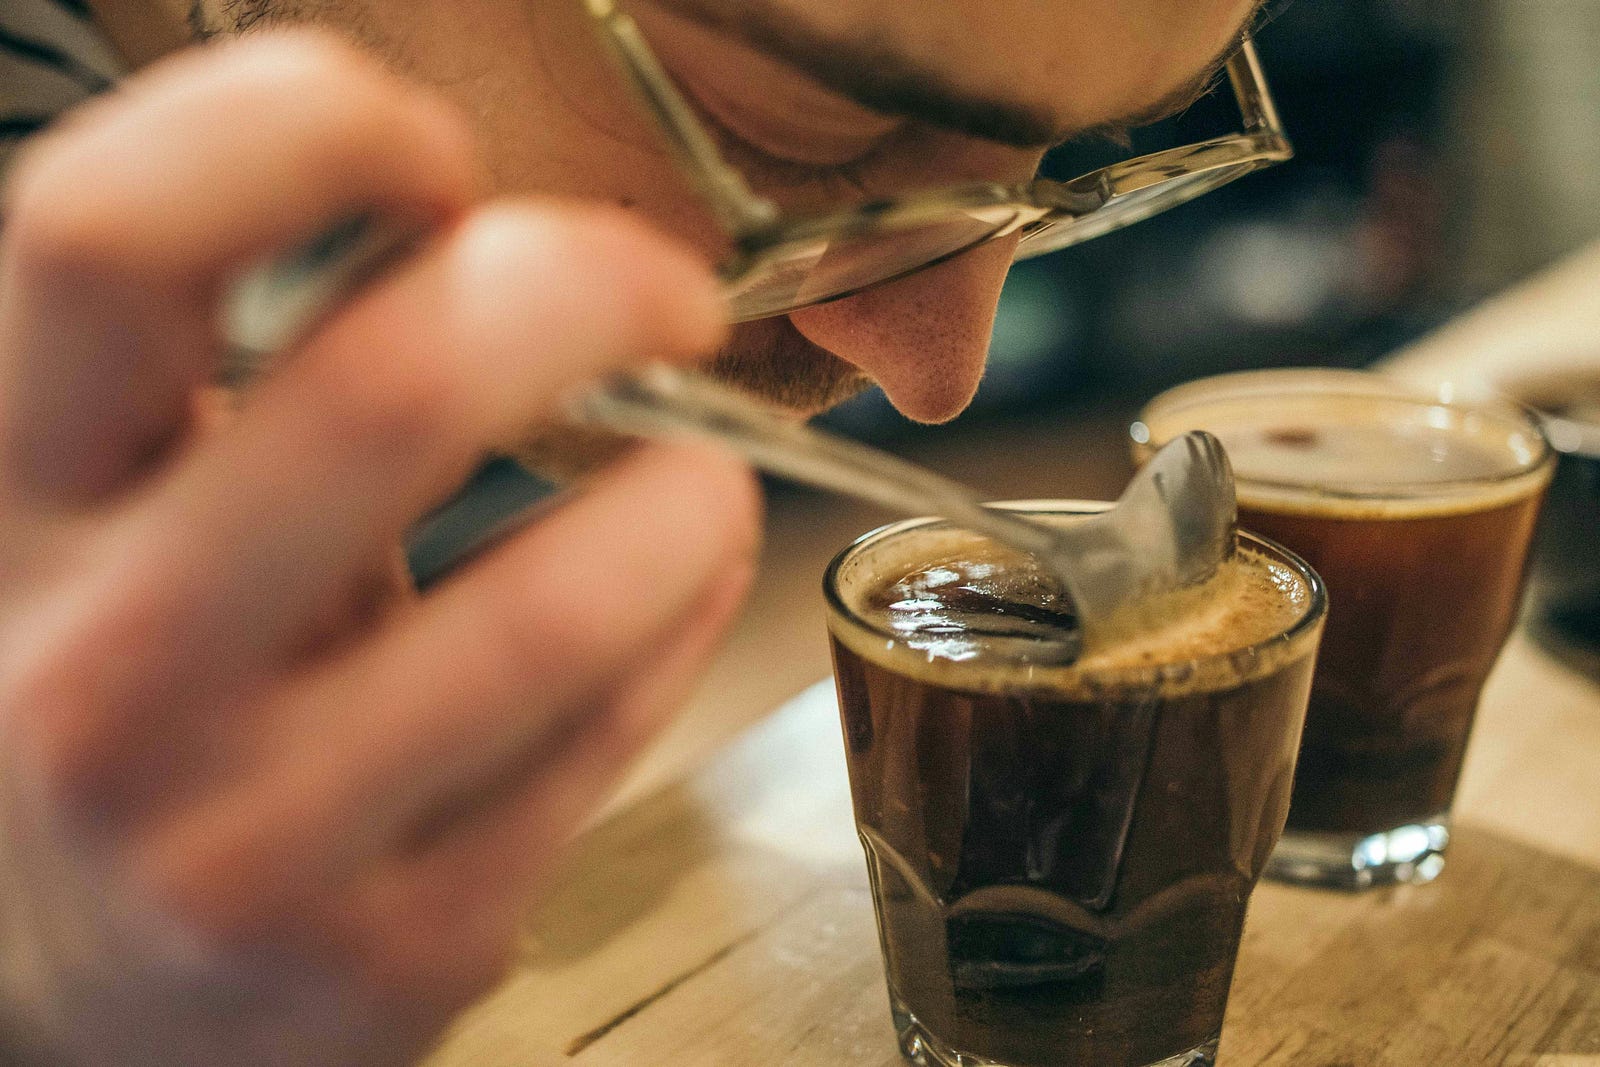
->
xmin=1133 ymin=369 xmax=1554 ymax=890
xmin=825 ymin=503 xmax=1326 ymax=1067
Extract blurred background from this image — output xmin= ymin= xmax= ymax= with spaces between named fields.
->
xmin=622 ymin=0 xmax=1600 ymax=805
xmin=823 ymin=0 xmax=1600 ymax=435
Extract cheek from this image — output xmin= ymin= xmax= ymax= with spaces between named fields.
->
xmin=869 ymin=126 xmax=1047 ymax=190
xmin=1135 ymin=0 xmax=1264 ymax=99
xmin=989 ymin=0 xmax=1258 ymax=132
xmin=415 ymin=8 xmax=733 ymax=267
xmin=469 ymin=111 xmax=732 ymax=268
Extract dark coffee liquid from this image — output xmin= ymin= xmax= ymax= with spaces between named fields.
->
xmin=830 ymin=544 xmax=1317 ymax=1067
xmin=1191 ymin=408 xmax=1553 ymax=834
xmin=1239 ymin=492 xmax=1545 ymax=831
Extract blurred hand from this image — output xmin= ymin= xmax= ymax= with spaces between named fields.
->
xmin=0 ymin=32 xmax=758 ymax=1066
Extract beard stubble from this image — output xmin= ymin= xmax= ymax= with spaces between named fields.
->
xmin=510 ymin=313 xmax=870 ymax=481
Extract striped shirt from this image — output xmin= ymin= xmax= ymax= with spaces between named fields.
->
xmin=0 ymin=2 xmax=557 ymax=567
xmin=1 ymin=0 xmax=122 ymax=176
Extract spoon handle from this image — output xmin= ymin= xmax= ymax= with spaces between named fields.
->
xmin=572 ymin=365 xmax=1064 ymax=560
xmin=220 ymin=214 xmax=1073 ymax=593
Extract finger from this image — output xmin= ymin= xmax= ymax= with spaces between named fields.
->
xmin=32 ymin=202 xmax=724 ymax=793
xmin=0 ymin=31 xmax=477 ymax=503
xmin=322 ymin=554 xmax=753 ymax=1018
xmin=133 ymin=442 xmax=759 ymax=938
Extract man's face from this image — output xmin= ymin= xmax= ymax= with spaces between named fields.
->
xmin=204 ymin=0 xmax=1262 ymax=423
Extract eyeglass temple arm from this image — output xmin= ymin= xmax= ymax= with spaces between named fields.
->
xmin=583 ymin=0 xmax=779 ymax=236
xmin=1228 ymin=37 xmax=1284 ymax=138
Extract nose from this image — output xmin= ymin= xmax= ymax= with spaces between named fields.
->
xmin=785 ymin=235 xmax=1020 ymax=424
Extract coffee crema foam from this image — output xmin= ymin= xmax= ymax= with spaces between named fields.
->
xmin=1142 ymin=393 xmax=1551 ymax=519
xmin=829 ymin=521 xmax=1319 ymax=699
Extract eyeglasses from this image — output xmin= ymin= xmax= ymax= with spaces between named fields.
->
xmin=584 ymin=0 xmax=1292 ymax=323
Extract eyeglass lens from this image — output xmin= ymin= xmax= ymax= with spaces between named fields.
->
xmin=1016 ymin=163 xmax=1264 ymax=260
xmin=723 ymin=206 xmax=1022 ymax=321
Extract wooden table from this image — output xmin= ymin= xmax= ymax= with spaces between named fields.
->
xmin=427 ymin=630 xmax=1600 ymax=1067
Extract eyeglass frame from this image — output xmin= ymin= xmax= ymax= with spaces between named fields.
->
xmin=583 ymin=0 xmax=1293 ymax=322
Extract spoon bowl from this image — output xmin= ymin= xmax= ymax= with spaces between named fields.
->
xmin=576 ymin=366 xmax=1238 ymax=660
xmin=226 ymin=217 xmax=1240 ymax=663
xmin=1042 ymin=428 xmax=1237 ymax=628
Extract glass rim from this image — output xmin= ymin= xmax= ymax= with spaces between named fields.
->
xmin=822 ymin=499 xmax=1328 ymax=694
xmin=1135 ymin=369 xmax=1557 ymax=503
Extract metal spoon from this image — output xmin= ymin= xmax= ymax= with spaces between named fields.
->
xmin=572 ymin=365 xmax=1237 ymax=661
xmin=224 ymin=215 xmax=1237 ymax=659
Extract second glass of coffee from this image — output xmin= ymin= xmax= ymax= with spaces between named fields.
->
xmin=1134 ymin=370 xmax=1554 ymax=889
xmin=826 ymin=505 xmax=1326 ymax=1067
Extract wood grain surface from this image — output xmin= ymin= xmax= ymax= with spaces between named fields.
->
xmin=427 ymin=631 xmax=1600 ymax=1067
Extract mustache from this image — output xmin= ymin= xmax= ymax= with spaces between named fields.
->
xmin=508 ymin=314 xmax=870 ymax=482
xmin=707 ymin=315 xmax=871 ymax=417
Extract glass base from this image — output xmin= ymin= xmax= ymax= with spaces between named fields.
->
xmin=1266 ymin=815 xmax=1450 ymax=891
xmin=891 ymin=998 xmax=1218 ymax=1067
